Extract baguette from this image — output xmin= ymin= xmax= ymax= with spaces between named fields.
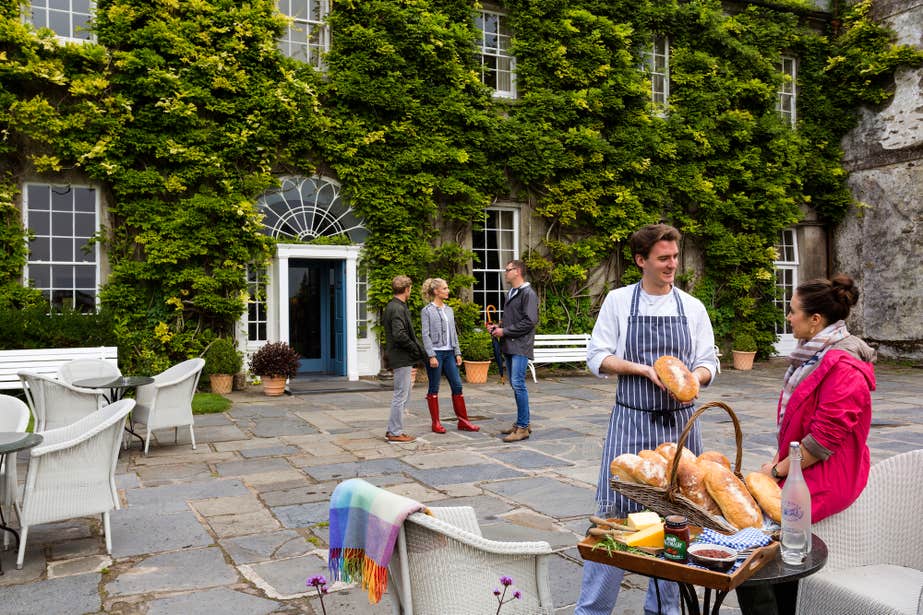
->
xmin=655 ymin=442 xmax=697 ymax=467
xmin=697 ymin=450 xmax=731 ymax=470
xmin=702 ymin=461 xmax=763 ymax=529
xmin=745 ymin=472 xmax=782 ymax=523
xmin=609 ymin=453 xmax=666 ymax=488
xmin=676 ymin=459 xmax=722 ymax=516
xmin=654 ymin=355 xmax=699 ymax=402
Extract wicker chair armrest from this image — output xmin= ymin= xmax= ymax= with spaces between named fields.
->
xmin=407 ymin=512 xmax=552 ymax=556
xmin=33 ymin=400 xmax=134 ymax=456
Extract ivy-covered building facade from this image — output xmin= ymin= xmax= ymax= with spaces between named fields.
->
xmin=2 ymin=0 xmax=920 ymax=377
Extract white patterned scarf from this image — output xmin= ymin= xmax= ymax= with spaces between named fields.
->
xmin=778 ymin=320 xmax=849 ymax=423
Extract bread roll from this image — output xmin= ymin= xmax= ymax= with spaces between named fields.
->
xmin=655 ymin=442 xmax=696 ymax=467
xmin=636 ymin=450 xmax=667 ymax=488
xmin=609 ymin=453 xmax=666 ymax=488
xmin=654 ymin=355 xmax=699 ymax=402
xmin=702 ymin=462 xmax=763 ymax=529
xmin=677 ymin=459 xmax=722 ymax=516
xmin=697 ymin=450 xmax=731 ymax=470
xmin=746 ymin=472 xmax=782 ymax=523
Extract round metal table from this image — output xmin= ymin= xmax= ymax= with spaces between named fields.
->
xmin=0 ymin=432 xmax=43 ymax=574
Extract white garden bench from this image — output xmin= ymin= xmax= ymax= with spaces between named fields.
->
xmin=0 ymin=346 xmax=118 ymax=390
xmin=526 ymin=335 xmax=722 ymax=382
xmin=527 ymin=334 xmax=592 ymax=382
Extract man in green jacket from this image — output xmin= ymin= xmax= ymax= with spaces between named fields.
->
xmin=382 ymin=275 xmax=425 ymax=443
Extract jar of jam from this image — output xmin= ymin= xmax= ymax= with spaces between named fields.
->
xmin=663 ymin=515 xmax=690 ymax=563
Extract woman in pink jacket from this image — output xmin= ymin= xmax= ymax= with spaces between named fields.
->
xmin=738 ymin=274 xmax=876 ymax=615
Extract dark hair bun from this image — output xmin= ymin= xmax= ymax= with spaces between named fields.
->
xmin=831 ymin=273 xmax=859 ymax=308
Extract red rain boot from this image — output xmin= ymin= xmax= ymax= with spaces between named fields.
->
xmin=452 ymin=394 xmax=480 ymax=431
xmin=426 ymin=394 xmax=446 ymax=434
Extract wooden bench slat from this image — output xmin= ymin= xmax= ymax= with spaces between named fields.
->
xmin=0 ymin=347 xmax=118 ymax=390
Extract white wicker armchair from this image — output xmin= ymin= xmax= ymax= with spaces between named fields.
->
xmin=796 ymin=449 xmax=923 ymax=615
xmin=57 ymin=359 xmax=121 ymax=385
xmin=0 ymin=394 xmax=30 ymax=548
xmin=388 ymin=506 xmax=554 ymax=615
xmin=131 ymin=358 xmax=204 ymax=455
xmin=18 ymin=371 xmax=103 ymax=431
xmin=15 ymin=399 xmax=134 ymax=569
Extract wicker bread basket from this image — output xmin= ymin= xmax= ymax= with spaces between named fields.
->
xmin=610 ymin=400 xmax=743 ymax=534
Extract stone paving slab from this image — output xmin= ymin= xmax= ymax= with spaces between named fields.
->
xmin=219 ymin=529 xmax=315 ymax=565
xmin=2 ymin=572 xmax=101 ymax=614
xmin=146 ymin=587 xmax=286 ymax=615
xmin=109 ymin=508 xmax=214 ymax=558
xmin=106 ymin=547 xmax=238 ymax=597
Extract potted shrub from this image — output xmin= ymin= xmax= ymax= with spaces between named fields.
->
xmin=249 ymin=341 xmax=300 ymax=396
xmin=203 ymin=337 xmax=243 ymax=395
xmin=731 ymin=331 xmax=758 ymax=370
xmin=459 ymin=328 xmax=494 ymax=384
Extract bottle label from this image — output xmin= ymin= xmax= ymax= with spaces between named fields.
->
xmin=664 ymin=534 xmax=687 ymax=561
xmin=782 ymin=500 xmax=805 ymax=522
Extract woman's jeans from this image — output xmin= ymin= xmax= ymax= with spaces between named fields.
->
xmin=504 ymin=353 xmax=530 ymax=427
xmin=425 ymin=350 xmax=463 ymax=396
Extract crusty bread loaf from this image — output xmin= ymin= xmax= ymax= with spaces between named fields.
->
xmin=655 ymin=442 xmax=697 ymax=467
xmin=746 ymin=472 xmax=782 ymax=523
xmin=636 ymin=450 xmax=668 ymax=488
xmin=654 ymin=355 xmax=699 ymax=402
xmin=702 ymin=461 xmax=763 ymax=529
xmin=697 ymin=450 xmax=731 ymax=470
xmin=677 ymin=459 xmax=722 ymax=516
xmin=610 ymin=453 xmax=666 ymax=488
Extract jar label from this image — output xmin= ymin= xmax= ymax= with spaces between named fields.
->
xmin=664 ymin=534 xmax=687 ymax=561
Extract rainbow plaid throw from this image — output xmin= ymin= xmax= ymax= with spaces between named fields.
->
xmin=327 ymin=478 xmax=428 ymax=603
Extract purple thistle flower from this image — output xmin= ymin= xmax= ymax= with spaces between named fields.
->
xmin=307 ymin=575 xmax=327 ymax=588
xmin=500 ymin=576 xmax=513 ymax=586
xmin=493 ymin=588 xmax=501 ymax=596
xmin=513 ymin=591 xmax=522 ymax=599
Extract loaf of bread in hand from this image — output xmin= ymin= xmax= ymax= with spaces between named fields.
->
xmin=610 ymin=453 xmax=666 ymax=488
xmin=702 ymin=461 xmax=763 ymax=529
xmin=655 ymin=442 xmax=697 ymax=467
xmin=653 ymin=355 xmax=700 ymax=402
xmin=697 ymin=450 xmax=731 ymax=470
xmin=677 ymin=459 xmax=723 ymax=516
xmin=745 ymin=472 xmax=782 ymax=523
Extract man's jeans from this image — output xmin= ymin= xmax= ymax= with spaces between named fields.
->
xmin=504 ymin=353 xmax=530 ymax=427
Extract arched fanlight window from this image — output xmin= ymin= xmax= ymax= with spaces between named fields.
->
xmin=257 ymin=176 xmax=367 ymax=243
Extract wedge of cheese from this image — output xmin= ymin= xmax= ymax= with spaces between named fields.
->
xmin=627 ymin=511 xmax=661 ymax=530
xmin=624 ymin=522 xmax=665 ymax=548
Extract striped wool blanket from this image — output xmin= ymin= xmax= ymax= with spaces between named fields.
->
xmin=328 ymin=478 xmax=428 ymax=603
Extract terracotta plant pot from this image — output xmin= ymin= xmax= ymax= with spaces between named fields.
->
xmin=732 ymin=350 xmax=757 ymax=371
xmin=209 ymin=374 xmax=233 ymax=395
xmin=261 ymin=375 xmax=287 ymax=396
xmin=463 ymin=360 xmax=491 ymax=384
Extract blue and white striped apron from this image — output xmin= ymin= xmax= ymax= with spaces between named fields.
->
xmin=595 ymin=283 xmax=703 ymax=514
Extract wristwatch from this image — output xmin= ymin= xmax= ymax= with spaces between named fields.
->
xmin=771 ymin=464 xmax=781 ymax=479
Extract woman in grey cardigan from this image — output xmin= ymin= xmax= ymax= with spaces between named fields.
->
xmin=420 ymin=278 xmax=480 ymax=433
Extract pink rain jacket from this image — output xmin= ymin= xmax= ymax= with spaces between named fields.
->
xmin=776 ymin=348 xmax=876 ymax=522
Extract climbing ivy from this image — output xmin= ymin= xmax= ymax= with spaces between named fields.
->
xmin=0 ymin=0 xmax=919 ymax=367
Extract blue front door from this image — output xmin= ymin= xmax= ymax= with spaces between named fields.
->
xmin=288 ymin=259 xmax=345 ymax=375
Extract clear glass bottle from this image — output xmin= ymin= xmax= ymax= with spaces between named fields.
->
xmin=780 ymin=441 xmax=812 ymax=564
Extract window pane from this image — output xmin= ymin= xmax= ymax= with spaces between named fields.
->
xmin=73 ymin=187 xmax=95 ymax=212
xmin=28 ymin=185 xmax=50 ymax=210
xmin=52 ymin=238 xmax=72 ymax=261
xmin=29 ymin=211 xmax=50 ymax=235
xmin=52 ymin=264 xmax=72 ymax=286
xmin=29 ymin=264 xmax=51 ymax=288
xmin=52 ymin=209 xmax=73 ymax=235
xmin=74 ymin=264 xmax=95 ymax=287
xmin=75 ymin=212 xmax=95 ymax=236
xmin=75 ymin=237 xmax=93 ymax=261
xmin=29 ymin=237 xmax=50 ymax=261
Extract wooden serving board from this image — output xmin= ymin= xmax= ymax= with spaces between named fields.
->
xmin=577 ymin=535 xmax=779 ymax=592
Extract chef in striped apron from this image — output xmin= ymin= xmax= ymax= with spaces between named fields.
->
xmin=576 ymin=224 xmax=718 ymax=615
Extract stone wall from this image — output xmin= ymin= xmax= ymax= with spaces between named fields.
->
xmin=836 ymin=0 xmax=923 ymax=360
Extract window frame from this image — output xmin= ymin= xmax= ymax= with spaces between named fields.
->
xmin=23 ymin=182 xmax=100 ymax=312
xmin=471 ymin=206 xmax=520 ymax=323
xmin=773 ymin=228 xmax=799 ymax=344
xmin=778 ymin=55 xmax=797 ymax=127
xmin=26 ymin=0 xmax=96 ymax=43
xmin=475 ymin=8 xmax=517 ymax=100
xmin=276 ymin=0 xmax=331 ymax=70
xmin=642 ymin=35 xmax=670 ymax=110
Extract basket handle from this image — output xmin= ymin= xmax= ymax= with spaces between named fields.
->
xmin=666 ymin=401 xmax=744 ymax=498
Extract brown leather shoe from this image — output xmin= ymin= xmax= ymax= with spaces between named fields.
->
xmin=500 ymin=424 xmax=532 ymax=435
xmin=385 ymin=432 xmax=416 ymax=443
xmin=502 ymin=426 xmax=531 ymax=443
